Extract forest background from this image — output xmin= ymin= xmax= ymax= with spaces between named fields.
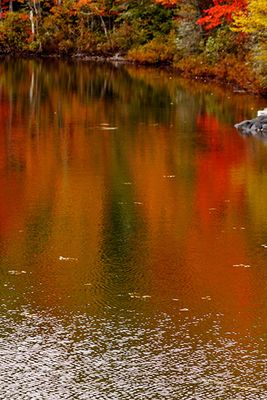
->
xmin=0 ymin=0 xmax=266 ymax=94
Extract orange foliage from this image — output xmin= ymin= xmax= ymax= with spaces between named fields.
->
xmin=154 ymin=0 xmax=178 ymax=7
xmin=76 ymin=0 xmax=117 ymax=15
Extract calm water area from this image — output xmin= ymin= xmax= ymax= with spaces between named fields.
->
xmin=0 ymin=59 xmax=266 ymax=399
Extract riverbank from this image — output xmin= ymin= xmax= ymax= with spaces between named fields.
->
xmin=1 ymin=51 xmax=266 ymax=99
xmin=0 ymin=1 xmax=266 ymax=96
xmin=7 ymin=50 xmax=264 ymax=98
xmin=63 ymin=52 xmax=267 ymax=97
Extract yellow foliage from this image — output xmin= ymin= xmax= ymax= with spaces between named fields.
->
xmin=232 ymin=0 xmax=267 ymax=33
xmin=232 ymin=0 xmax=267 ymax=79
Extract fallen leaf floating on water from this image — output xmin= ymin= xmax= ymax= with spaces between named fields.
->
xmin=8 ymin=270 xmax=27 ymax=275
xmin=128 ymin=292 xmax=139 ymax=298
xmin=59 ymin=256 xmax=78 ymax=261
xmin=233 ymin=264 xmax=252 ymax=268
xmin=128 ymin=293 xmax=151 ymax=300
xmin=98 ymin=126 xmax=118 ymax=130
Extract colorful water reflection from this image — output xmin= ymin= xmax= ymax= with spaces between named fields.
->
xmin=0 ymin=59 xmax=266 ymax=399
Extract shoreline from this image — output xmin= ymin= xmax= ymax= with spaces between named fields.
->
xmin=1 ymin=52 xmax=266 ymax=98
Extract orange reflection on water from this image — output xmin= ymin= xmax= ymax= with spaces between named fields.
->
xmin=0 ymin=60 xmax=266 ymax=330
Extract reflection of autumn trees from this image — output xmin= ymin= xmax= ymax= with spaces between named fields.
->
xmin=188 ymin=114 xmax=251 ymax=312
xmin=0 ymin=60 xmax=264 ymax=238
xmin=0 ymin=60 xmax=266 ymax=317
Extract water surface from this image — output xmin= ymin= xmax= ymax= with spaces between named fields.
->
xmin=0 ymin=59 xmax=266 ymax=399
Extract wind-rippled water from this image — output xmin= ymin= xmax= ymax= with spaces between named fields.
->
xmin=0 ymin=59 xmax=266 ymax=399
xmin=1 ymin=308 xmax=266 ymax=399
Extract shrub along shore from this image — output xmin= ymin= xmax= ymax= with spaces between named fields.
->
xmin=0 ymin=0 xmax=266 ymax=96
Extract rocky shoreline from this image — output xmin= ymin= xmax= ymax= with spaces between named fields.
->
xmin=235 ymin=108 xmax=267 ymax=136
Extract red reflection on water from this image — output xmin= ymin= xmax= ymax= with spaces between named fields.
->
xmin=185 ymin=114 xmax=257 ymax=329
xmin=128 ymin=112 xmax=262 ymax=331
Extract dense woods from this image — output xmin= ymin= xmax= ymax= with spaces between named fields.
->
xmin=0 ymin=0 xmax=266 ymax=94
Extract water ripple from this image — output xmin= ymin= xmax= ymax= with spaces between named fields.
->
xmin=0 ymin=308 xmax=266 ymax=399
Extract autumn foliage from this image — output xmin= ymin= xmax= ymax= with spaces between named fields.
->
xmin=0 ymin=0 xmax=265 ymax=93
xmin=197 ymin=0 xmax=247 ymax=30
xmin=154 ymin=0 xmax=178 ymax=7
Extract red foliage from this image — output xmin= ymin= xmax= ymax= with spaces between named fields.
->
xmin=197 ymin=0 xmax=247 ymax=30
xmin=0 ymin=0 xmax=9 ymax=12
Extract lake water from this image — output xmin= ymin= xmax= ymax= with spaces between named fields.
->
xmin=0 ymin=59 xmax=266 ymax=399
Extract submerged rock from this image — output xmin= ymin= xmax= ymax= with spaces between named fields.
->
xmin=235 ymin=108 xmax=267 ymax=137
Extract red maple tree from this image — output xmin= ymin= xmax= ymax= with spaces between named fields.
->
xmin=197 ymin=0 xmax=247 ymax=30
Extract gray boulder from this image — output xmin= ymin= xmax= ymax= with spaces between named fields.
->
xmin=235 ymin=113 xmax=267 ymax=135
